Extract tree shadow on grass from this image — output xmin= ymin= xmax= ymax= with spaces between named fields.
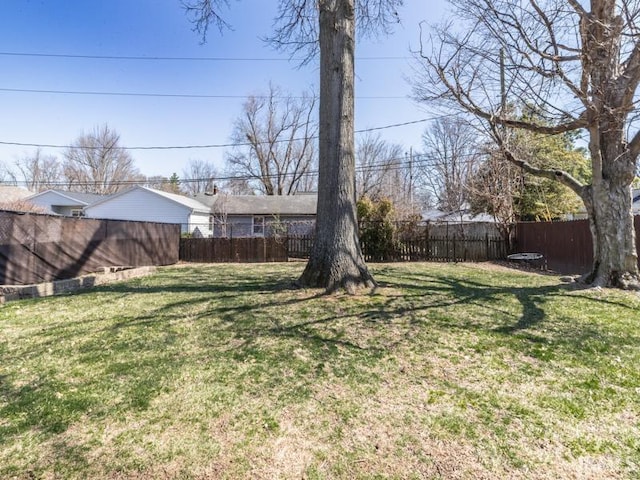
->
xmin=370 ymin=266 xmax=640 ymax=360
xmin=3 ymin=262 xmax=639 ymax=477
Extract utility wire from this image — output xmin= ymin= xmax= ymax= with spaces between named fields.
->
xmin=0 ymin=51 xmax=411 ymax=62
xmin=0 ymin=87 xmax=405 ymax=100
xmin=0 ymin=116 xmax=459 ymax=151
xmin=0 ymin=150 xmax=489 ymax=189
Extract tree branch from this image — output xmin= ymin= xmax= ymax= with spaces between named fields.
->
xmin=619 ymin=40 xmax=640 ymax=108
xmin=490 ymin=124 xmax=586 ymax=199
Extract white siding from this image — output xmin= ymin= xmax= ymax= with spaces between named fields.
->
xmin=85 ymin=188 xmax=194 ymax=233
xmin=189 ymin=211 xmax=212 ymax=237
xmin=28 ymin=192 xmax=84 ymax=213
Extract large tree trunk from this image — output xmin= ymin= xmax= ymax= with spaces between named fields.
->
xmin=298 ymin=0 xmax=375 ymax=293
xmin=582 ymin=120 xmax=639 ymax=289
xmin=580 ymin=4 xmax=640 ymax=289
xmin=584 ymin=182 xmax=639 ymax=289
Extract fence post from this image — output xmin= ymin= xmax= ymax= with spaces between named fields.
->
xmin=453 ymin=233 xmax=456 ymax=263
xmin=425 ymin=223 xmax=429 ymax=261
xmin=485 ymin=233 xmax=490 ymax=260
xmin=446 ymin=222 xmax=450 ymax=261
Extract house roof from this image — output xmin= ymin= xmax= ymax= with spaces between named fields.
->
xmin=195 ymin=193 xmax=318 ymax=216
xmin=86 ymin=185 xmax=210 ymax=213
xmin=422 ymin=208 xmax=496 ymax=223
xmin=142 ymin=186 xmax=210 ymax=213
xmin=27 ymin=189 xmax=108 ymax=206
xmin=0 ymin=186 xmax=33 ymax=203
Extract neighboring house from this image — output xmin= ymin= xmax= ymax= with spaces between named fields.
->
xmin=421 ymin=208 xmax=501 ymax=237
xmin=422 ymin=208 xmax=497 ymax=224
xmin=84 ymin=185 xmax=212 ymax=236
xmin=195 ymin=193 xmax=317 ymax=237
xmin=26 ymin=189 xmax=108 ymax=217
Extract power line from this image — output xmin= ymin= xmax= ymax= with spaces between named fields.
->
xmin=0 ymin=116 xmax=450 ymax=151
xmin=0 ymin=51 xmax=411 ymax=62
xmin=0 ymin=150 xmax=488 ymax=189
xmin=0 ymin=87 xmax=405 ymax=100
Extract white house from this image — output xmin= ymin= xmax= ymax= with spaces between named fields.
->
xmin=84 ymin=185 xmax=212 ymax=235
xmin=26 ymin=189 xmax=107 ymax=216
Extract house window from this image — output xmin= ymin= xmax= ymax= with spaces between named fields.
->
xmin=71 ymin=209 xmax=85 ymax=217
xmin=252 ymin=216 xmax=265 ymax=236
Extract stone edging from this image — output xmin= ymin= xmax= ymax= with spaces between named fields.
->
xmin=0 ymin=266 xmax=157 ymax=304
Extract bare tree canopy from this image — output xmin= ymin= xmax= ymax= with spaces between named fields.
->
xmin=420 ymin=116 xmax=479 ymax=212
xmin=184 ymin=0 xmax=403 ymax=56
xmin=467 ymin=147 xmax=522 ymax=242
xmin=14 ymin=149 xmax=62 ymax=192
xmin=226 ymin=84 xmax=317 ymax=195
xmin=144 ymin=173 xmax=183 ymax=194
xmin=416 ymin=0 xmax=640 ymax=289
xmin=183 ymin=0 xmax=404 ymax=292
xmin=0 ymin=161 xmax=17 ymax=186
xmin=63 ymin=125 xmax=142 ymax=195
xmin=356 ymin=132 xmax=403 ymax=199
xmin=182 ymin=159 xmax=219 ymax=195
xmin=355 ymin=132 xmax=417 ymax=217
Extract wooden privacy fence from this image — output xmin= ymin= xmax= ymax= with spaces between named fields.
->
xmin=384 ymin=234 xmax=508 ymax=263
xmin=515 ymin=216 xmax=640 ymax=274
xmin=179 ymin=237 xmax=288 ymax=263
xmin=180 ymin=232 xmax=508 ymax=264
xmin=0 ymin=210 xmax=179 ymax=285
xmin=287 ymin=235 xmax=314 ymax=259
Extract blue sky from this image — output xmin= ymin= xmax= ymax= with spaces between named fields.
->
xmin=0 ymin=0 xmax=449 ymax=179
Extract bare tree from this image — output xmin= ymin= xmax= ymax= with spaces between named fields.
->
xmin=467 ymin=147 xmax=522 ymax=244
xmin=63 ymin=124 xmax=142 ymax=195
xmin=0 ymin=199 xmax=48 ymax=214
xmin=356 ymin=132 xmax=404 ymax=200
xmin=14 ymin=149 xmax=62 ymax=192
xmin=223 ymin=177 xmax=254 ymax=195
xmin=184 ymin=0 xmax=403 ymax=292
xmin=355 ymin=132 xmax=418 ymax=218
xmin=416 ymin=0 xmax=640 ymax=289
xmin=182 ymin=159 xmax=219 ymax=195
xmin=420 ymin=117 xmax=479 ymax=212
xmin=209 ymin=191 xmax=230 ymax=237
xmin=144 ymin=173 xmax=183 ymax=194
xmin=0 ymin=161 xmax=17 ymax=186
xmin=226 ymin=84 xmax=317 ymax=196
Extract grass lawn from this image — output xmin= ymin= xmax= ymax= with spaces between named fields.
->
xmin=1 ymin=262 xmax=639 ymax=479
